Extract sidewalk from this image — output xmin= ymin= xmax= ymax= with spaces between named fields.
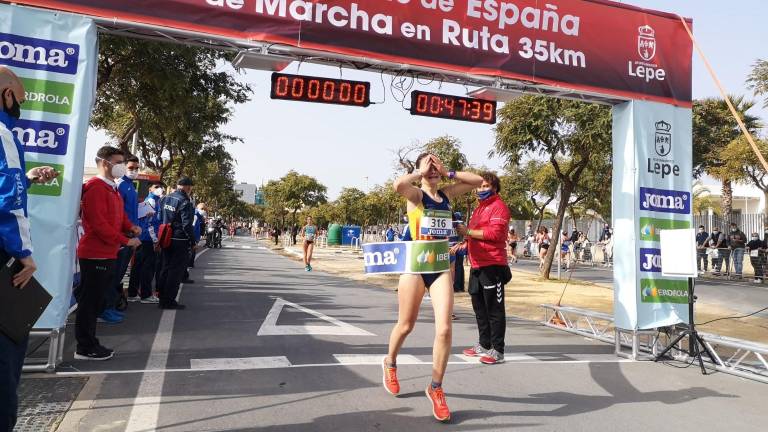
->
xmin=272 ymin=241 xmax=768 ymax=345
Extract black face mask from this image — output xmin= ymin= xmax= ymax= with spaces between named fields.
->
xmin=3 ymin=91 xmax=20 ymax=120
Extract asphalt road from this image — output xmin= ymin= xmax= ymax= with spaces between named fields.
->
xmin=53 ymin=238 xmax=767 ymax=431
xmin=513 ymin=258 xmax=768 ymax=318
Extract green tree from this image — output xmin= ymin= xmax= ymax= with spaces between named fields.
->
xmin=279 ymin=171 xmax=328 ymax=224
xmin=692 ymin=180 xmax=718 ymax=216
xmin=718 ymin=136 xmax=768 ymax=223
xmin=364 ymin=183 xmax=404 ymax=226
xmin=493 ymin=96 xmax=612 ymax=279
xmin=93 ymin=35 xmax=250 ymax=179
xmin=336 ymin=188 xmax=367 ymax=225
xmin=693 ymin=97 xmax=761 ymax=225
xmin=747 ymin=59 xmax=768 ymax=108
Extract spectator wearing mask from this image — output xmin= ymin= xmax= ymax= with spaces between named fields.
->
xmin=709 ymin=227 xmax=728 ymax=276
xmin=695 ymin=225 xmax=709 ymax=274
xmin=157 ymin=177 xmax=195 ymax=310
xmin=728 ymin=223 xmax=747 ymax=279
xmin=599 ymin=223 xmax=612 ymax=266
xmin=188 ymin=203 xmax=207 ymax=275
xmin=104 ymin=155 xmax=141 ymax=319
xmin=0 ymin=66 xmax=60 ymax=432
xmin=385 ymin=225 xmax=396 ymax=242
xmin=76 ymin=146 xmax=141 ymax=361
xmin=127 ymin=182 xmax=164 ymax=304
xmin=746 ymin=233 xmax=764 ymax=284
xmin=456 ymin=172 xmax=512 ymax=365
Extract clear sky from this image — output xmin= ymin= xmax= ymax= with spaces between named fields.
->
xmin=85 ymin=0 xmax=768 ymax=200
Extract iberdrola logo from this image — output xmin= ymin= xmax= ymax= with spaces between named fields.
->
xmin=416 ymin=249 xmax=437 ymax=265
xmin=641 ymin=223 xmax=656 ymax=238
xmin=642 ymin=286 xmax=659 ymax=298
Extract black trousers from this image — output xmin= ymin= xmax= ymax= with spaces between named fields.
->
xmin=453 ymin=254 xmax=465 ymax=292
xmin=76 ymin=259 xmax=116 ymax=351
xmin=128 ymin=242 xmax=156 ymax=299
xmin=158 ymin=240 xmax=190 ymax=306
xmin=0 ymin=328 xmax=28 ymax=431
xmin=468 ymin=265 xmax=510 ymax=354
xmin=102 ymin=246 xmax=132 ymax=312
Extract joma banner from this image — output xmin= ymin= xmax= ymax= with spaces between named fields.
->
xmin=10 ymin=0 xmax=692 ymax=106
xmin=363 ymin=240 xmax=450 ymax=275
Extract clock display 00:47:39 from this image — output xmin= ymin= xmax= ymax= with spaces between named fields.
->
xmin=410 ymin=91 xmax=496 ymax=124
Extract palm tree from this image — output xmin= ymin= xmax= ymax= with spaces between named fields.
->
xmin=693 ymin=95 xmax=762 ymax=226
xmin=692 ymin=180 xmax=719 ymax=216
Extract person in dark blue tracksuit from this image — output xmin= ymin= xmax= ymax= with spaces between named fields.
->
xmin=0 ymin=67 xmax=59 ymax=432
xmin=127 ymin=182 xmax=164 ymax=303
xmin=157 ymin=177 xmax=195 ymax=310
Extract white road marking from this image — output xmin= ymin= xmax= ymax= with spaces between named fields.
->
xmin=190 ymin=356 xmax=291 ymax=370
xmin=454 ymin=354 xmax=537 ymax=363
xmin=57 ymin=358 xmax=634 ymax=376
xmin=257 ymin=297 xmax=375 ymax=336
xmin=258 ymin=246 xmax=268 ymax=250
xmin=124 ymin=248 xmax=209 ymax=432
xmin=333 ymin=354 xmax=422 ymax=365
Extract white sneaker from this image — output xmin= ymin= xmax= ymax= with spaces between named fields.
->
xmin=141 ymin=296 xmax=160 ymax=304
xmin=127 ymin=296 xmax=141 ymax=303
xmin=753 ymin=279 xmax=762 ymax=284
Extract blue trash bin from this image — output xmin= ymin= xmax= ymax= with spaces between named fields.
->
xmin=341 ymin=225 xmax=361 ymax=246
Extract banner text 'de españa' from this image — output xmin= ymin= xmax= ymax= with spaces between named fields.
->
xmin=18 ymin=0 xmax=692 ymax=105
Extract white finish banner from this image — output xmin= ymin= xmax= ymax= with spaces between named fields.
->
xmin=0 ymin=4 xmax=97 ymax=329
xmin=612 ymin=100 xmax=693 ymax=330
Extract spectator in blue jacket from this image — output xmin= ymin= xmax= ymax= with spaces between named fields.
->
xmin=127 ymin=182 xmax=164 ymax=304
xmin=696 ymin=225 xmax=709 ymax=274
xmin=0 ymin=67 xmax=60 ymax=432
xmin=187 ymin=203 xmax=207 ymax=273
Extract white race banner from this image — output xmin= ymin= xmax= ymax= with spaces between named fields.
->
xmin=612 ymin=100 xmax=693 ymax=330
xmin=0 ymin=4 xmax=97 ymax=329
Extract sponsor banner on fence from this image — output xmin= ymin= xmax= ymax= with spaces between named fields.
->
xmin=14 ymin=0 xmax=692 ymax=106
xmin=363 ymin=240 xmax=449 ymax=274
xmin=0 ymin=4 xmax=97 ymax=329
xmin=613 ymin=100 xmax=692 ymax=330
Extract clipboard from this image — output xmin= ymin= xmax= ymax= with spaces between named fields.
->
xmin=0 ymin=257 xmax=52 ymax=344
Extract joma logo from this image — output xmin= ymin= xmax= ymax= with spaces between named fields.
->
xmin=13 ymin=119 xmax=69 ymax=156
xmin=0 ymin=33 xmax=78 ymax=75
xmin=364 ymin=248 xmax=400 ymax=266
xmin=639 ymin=187 xmax=690 ymax=215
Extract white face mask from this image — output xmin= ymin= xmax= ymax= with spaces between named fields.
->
xmin=151 ymin=188 xmax=164 ymax=197
xmin=126 ymin=169 xmax=139 ymax=180
xmin=199 ymin=210 xmax=207 ymax=218
xmin=110 ymin=162 xmax=127 ymax=180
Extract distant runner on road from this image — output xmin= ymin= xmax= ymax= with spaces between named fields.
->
xmin=302 ymin=216 xmax=318 ymax=272
xmin=383 ymin=153 xmax=482 ymax=423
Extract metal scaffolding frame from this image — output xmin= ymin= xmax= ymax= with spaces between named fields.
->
xmin=541 ymin=304 xmax=768 ymax=384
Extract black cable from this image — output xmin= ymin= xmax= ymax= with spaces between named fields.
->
xmin=696 ymin=306 xmax=768 ymax=326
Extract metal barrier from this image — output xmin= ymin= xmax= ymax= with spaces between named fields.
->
xmin=540 ymin=304 xmax=768 ymax=383
xmin=699 ymin=247 xmax=765 ymax=282
xmin=351 ymin=237 xmax=361 ymax=251
xmin=699 ymin=333 xmax=768 ymax=383
xmin=22 ymin=328 xmax=66 ymax=373
xmin=315 ymin=235 xmax=328 ymax=248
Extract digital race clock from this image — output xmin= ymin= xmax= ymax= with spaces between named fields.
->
xmin=270 ymin=73 xmax=371 ymax=107
xmin=409 ymin=90 xmax=496 ymax=124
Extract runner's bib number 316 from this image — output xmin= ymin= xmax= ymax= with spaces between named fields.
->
xmin=420 ymin=210 xmax=453 ymax=238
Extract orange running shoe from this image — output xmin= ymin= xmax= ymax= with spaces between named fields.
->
xmin=425 ymin=384 xmax=451 ymax=422
xmin=382 ymin=358 xmax=400 ymax=396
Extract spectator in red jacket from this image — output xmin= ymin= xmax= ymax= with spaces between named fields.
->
xmin=75 ymin=146 xmax=141 ymax=361
xmin=455 ymin=171 xmax=511 ymax=365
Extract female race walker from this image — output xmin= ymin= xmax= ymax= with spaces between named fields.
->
xmin=382 ymin=153 xmax=482 ymax=422
xmin=302 ymin=216 xmax=318 ymax=271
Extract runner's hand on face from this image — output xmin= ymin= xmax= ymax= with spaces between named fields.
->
xmin=429 ymin=155 xmax=448 ymax=177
